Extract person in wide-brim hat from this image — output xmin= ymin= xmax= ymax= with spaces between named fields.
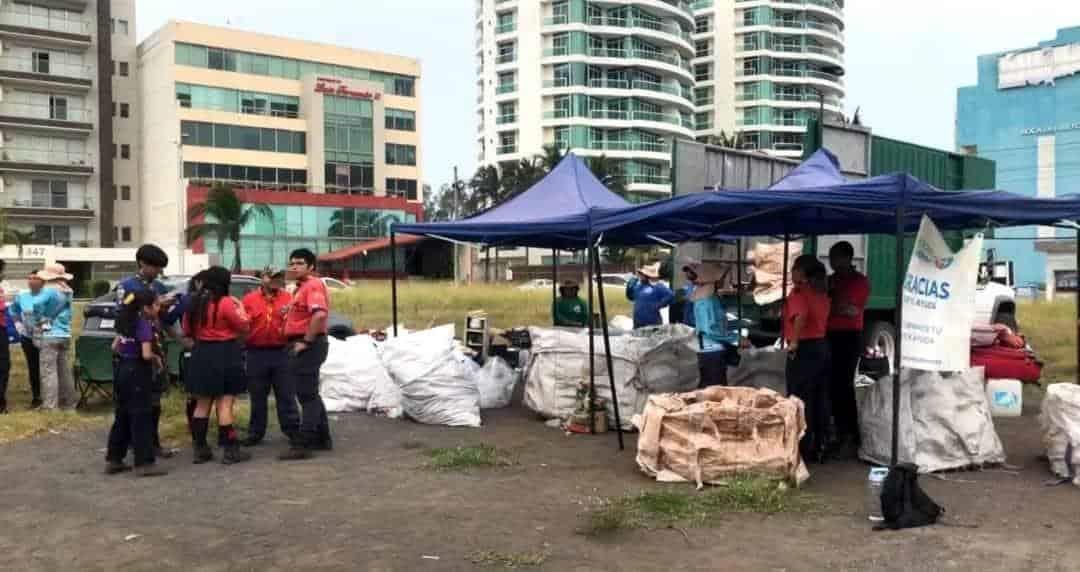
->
xmin=637 ymin=262 xmax=661 ymax=281
xmin=553 ymin=279 xmax=587 ymax=328
xmin=626 ymin=262 xmax=673 ymax=329
xmin=37 ymin=263 xmax=73 ymax=283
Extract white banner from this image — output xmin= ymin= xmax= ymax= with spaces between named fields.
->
xmin=900 ymin=216 xmax=983 ymax=372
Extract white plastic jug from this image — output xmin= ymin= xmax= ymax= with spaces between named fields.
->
xmin=866 ymin=467 xmax=889 ymax=522
xmin=986 ymin=378 xmax=1023 ymax=417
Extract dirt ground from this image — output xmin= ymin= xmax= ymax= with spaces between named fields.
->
xmin=1 ymin=392 xmax=1078 ymax=572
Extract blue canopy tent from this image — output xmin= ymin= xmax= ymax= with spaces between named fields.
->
xmin=390 ymin=153 xmax=633 ymax=448
xmin=588 ymin=149 xmax=1080 ymax=465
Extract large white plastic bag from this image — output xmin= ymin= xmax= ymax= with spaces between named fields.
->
xmin=320 ymin=335 xmax=393 ymax=413
xmin=381 ymin=324 xmax=482 ymax=427
xmin=477 ymin=356 xmax=517 ymax=409
xmin=1041 ymin=383 xmax=1080 ymax=487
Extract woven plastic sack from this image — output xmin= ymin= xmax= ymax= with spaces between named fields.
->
xmin=321 ymin=335 xmax=390 ymax=413
xmin=1041 ymin=383 xmax=1080 ymax=486
xmin=381 ymin=324 xmax=481 ymax=427
xmin=633 ymin=386 xmax=809 ymax=487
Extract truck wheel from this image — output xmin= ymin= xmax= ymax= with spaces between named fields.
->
xmin=863 ymin=321 xmax=896 ymax=373
xmin=995 ymin=312 xmax=1018 ymax=332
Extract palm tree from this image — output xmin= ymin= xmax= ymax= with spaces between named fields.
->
xmin=586 ymin=154 xmax=627 ymax=197
xmin=538 ymin=144 xmax=565 ymax=172
xmin=186 ymin=183 xmax=272 ymax=272
xmin=5 ymin=229 xmax=34 ymax=259
xmin=468 ymin=164 xmax=502 ymax=212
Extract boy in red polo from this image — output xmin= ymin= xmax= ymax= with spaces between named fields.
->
xmin=242 ymin=267 xmax=299 ymax=447
xmin=279 ymin=249 xmax=331 ymax=461
xmin=827 ymin=241 xmax=870 ymax=457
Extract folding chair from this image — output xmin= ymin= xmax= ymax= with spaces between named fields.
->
xmin=74 ymin=335 xmax=115 ymax=408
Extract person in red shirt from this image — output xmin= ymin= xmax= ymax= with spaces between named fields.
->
xmin=279 ymin=248 xmax=331 ymax=461
xmin=784 ymin=254 xmax=832 ymax=464
xmin=827 ymin=241 xmax=871 ymax=457
xmin=241 ymin=267 xmax=299 ymax=447
xmin=182 ymin=266 xmax=251 ymax=465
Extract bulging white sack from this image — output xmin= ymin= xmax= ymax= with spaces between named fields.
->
xmin=477 ymin=356 xmax=517 ymax=409
xmin=1041 ymin=383 xmax=1080 ymax=487
xmin=381 ymin=324 xmax=482 ymax=427
xmin=321 ymin=335 xmax=394 ymax=414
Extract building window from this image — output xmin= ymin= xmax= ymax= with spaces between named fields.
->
xmin=121 ymin=227 xmax=131 ymax=242
xmin=384 ymin=108 xmax=416 ymax=131
xmin=386 ymin=178 xmax=418 ymax=200
xmin=695 ymin=63 xmax=713 ymax=82
xmin=112 ymin=18 xmax=129 ymax=35
xmin=496 ymin=41 xmax=516 ymax=64
xmin=498 ymin=131 xmax=517 ymax=154
xmin=112 ymin=102 xmax=117 ymax=116
xmin=49 ymin=96 xmax=67 ymax=120
xmin=120 ymin=144 xmax=130 ymax=159
xmin=120 ymin=103 xmax=130 ymax=118
xmin=119 ymin=61 xmax=129 ymax=77
xmin=497 ymin=101 xmax=516 ymax=124
xmin=113 ymin=227 xmax=119 ymax=241
xmin=1055 ymin=270 xmax=1078 ymax=292
xmin=33 ymin=224 xmax=70 ymax=245
xmin=31 ymin=180 xmax=67 ymax=208
xmin=695 ymin=15 xmax=712 ymax=34
xmin=32 ymin=51 xmax=49 ymax=74
xmin=180 ymin=121 xmax=307 ymax=154
xmin=112 ymin=144 xmax=117 ymax=158
xmin=182 ymin=161 xmax=308 ymax=189
xmin=175 ymin=83 xmax=299 ymax=118
xmin=121 ymin=185 xmax=131 ymax=201
xmin=385 ymin=143 xmax=416 ymax=166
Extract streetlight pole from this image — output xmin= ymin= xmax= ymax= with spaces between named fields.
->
xmin=453 ymin=166 xmax=461 ymax=284
xmin=175 ymin=137 xmax=187 ymax=274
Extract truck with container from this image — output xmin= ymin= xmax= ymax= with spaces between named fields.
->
xmin=671 ymin=121 xmax=1011 ymax=357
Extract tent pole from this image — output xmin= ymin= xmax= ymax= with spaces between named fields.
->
xmin=485 ymin=247 xmax=491 ymax=283
xmin=593 ymin=244 xmax=624 ymax=451
xmin=1076 ymin=229 xmax=1079 ymax=385
xmin=891 ymin=205 xmax=906 ymax=466
xmin=391 ymin=230 xmax=398 ymax=337
xmin=781 ymin=233 xmax=790 ymax=348
xmin=552 ymin=248 xmax=558 ymax=314
xmin=736 ymin=238 xmax=744 ymax=325
xmin=586 ymin=239 xmax=596 ymax=434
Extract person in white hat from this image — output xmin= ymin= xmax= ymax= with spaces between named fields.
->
xmin=34 ymin=263 xmax=76 ymax=410
xmin=686 ymin=262 xmax=739 ymax=387
xmin=624 ymin=262 xmax=673 ymax=329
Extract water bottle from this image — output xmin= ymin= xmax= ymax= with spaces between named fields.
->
xmin=866 ymin=467 xmax=889 ymax=522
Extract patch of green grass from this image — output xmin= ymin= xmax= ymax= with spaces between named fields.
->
xmin=468 ymin=549 xmax=548 ymax=568
xmin=424 ymin=444 xmax=514 ymax=471
xmin=1019 ymin=300 xmax=1075 ymax=383
xmin=581 ymin=477 xmax=813 ymax=536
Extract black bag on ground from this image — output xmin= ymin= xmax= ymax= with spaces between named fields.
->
xmin=877 ymin=463 xmax=943 ymax=530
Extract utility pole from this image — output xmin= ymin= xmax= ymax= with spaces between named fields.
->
xmin=453 ymin=166 xmax=460 ymax=284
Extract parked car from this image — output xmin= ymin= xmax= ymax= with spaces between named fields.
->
xmin=517 ymin=279 xmax=554 ymax=290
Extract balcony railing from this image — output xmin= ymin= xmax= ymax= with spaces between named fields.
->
xmin=0 ymin=55 xmax=92 ymax=79
xmin=736 ymin=91 xmax=842 ymax=105
xmin=736 ymin=116 xmax=808 ymax=127
xmin=738 ymin=43 xmax=843 ymax=60
xmin=692 ymin=0 xmax=714 ymax=9
xmin=0 ymin=146 xmax=93 ymax=166
xmin=496 ymin=144 xmax=517 ymax=154
xmin=496 ymin=113 xmax=517 ymax=124
xmin=543 ymin=46 xmax=691 ymax=72
xmin=0 ymin=8 xmax=91 ymax=35
xmin=542 ymin=77 xmax=692 ymax=101
xmin=583 ymin=140 xmax=669 ymax=153
xmin=625 ymin=174 xmax=672 ymax=186
xmin=495 ymin=22 xmax=516 ymax=34
xmin=2 ymin=196 xmax=94 ymax=211
xmin=0 ymin=101 xmax=93 ymax=122
xmin=496 ymin=52 xmax=517 ymax=64
xmin=496 ymin=83 xmax=517 ymax=94
xmin=736 ymin=68 xmax=844 ymax=83
xmin=585 ymin=15 xmax=692 ymax=43
xmin=543 ymin=108 xmax=693 ymax=129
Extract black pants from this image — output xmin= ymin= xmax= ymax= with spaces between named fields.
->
xmin=106 ymin=359 xmax=156 ymax=466
xmin=828 ymin=330 xmax=862 ymax=442
xmin=246 ymin=347 xmax=299 ymax=440
xmin=0 ymin=342 xmax=9 ymax=409
xmin=288 ymin=336 xmax=330 ymax=447
xmin=698 ymin=350 xmax=728 ymax=388
xmin=20 ymin=339 xmax=40 ymax=403
xmin=786 ymin=339 xmax=831 ymax=456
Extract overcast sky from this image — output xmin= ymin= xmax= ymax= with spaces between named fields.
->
xmin=137 ymin=0 xmax=1080 ymax=188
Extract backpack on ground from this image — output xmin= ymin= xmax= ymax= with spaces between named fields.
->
xmin=877 ymin=463 xmax=943 ymax=530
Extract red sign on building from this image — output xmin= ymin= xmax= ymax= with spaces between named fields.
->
xmin=314 ymin=77 xmax=381 ymax=100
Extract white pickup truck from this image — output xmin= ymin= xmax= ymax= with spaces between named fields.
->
xmin=974 ymin=259 xmax=1017 ymax=330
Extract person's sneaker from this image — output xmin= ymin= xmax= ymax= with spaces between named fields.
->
xmin=241 ymin=436 xmax=263 ymax=448
xmin=222 ymin=445 xmax=252 ymax=465
xmin=134 ymin=464 xmax=168 ymax=478
xmin=105 ymin=461 xmax=132 ymax=475
xmin=278 ymin=447 xmax=313 ymax=461
xmin=192 ymin=445 xmax=214 ymax=465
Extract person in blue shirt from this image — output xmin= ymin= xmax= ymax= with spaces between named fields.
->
xmin=35 ymin=263 xmax=75 ymax=410
xmin=10 ymin=269 xmax=46 ymax=409
xmin=673 ymin=262 xmax=699 ymax=328
xmin=687 ymin=262 xmax=740 ymax=387
xmin=624 ymin=262 xmax=674 ymax=329
xmin=116 ymin=244 xmax=177 ymax=458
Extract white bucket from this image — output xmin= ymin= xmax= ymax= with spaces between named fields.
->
xmin=986 ymin=378 xmax=1023 ymax=417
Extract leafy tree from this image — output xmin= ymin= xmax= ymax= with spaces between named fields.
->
xmin=586 ymin=154 xmax=627 ymax=197
xmin=702 ymin=130 xmax=743 ymax=149
xmin=185 ymin=183 xmax=272 ymax=272
xmin=539 ymin=144 xmax=565 ymax=172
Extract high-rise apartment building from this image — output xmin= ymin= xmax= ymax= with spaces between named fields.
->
xmin=137 ymin=21 xmax=423 ymax=271
xmin=0 ymin=0 xmax=131 ymax=250
xmin=474 ymin=0 xmax=845 ymax=199
xmin=476 ymin=0 xmax=697 ymax=202
xmin=692 ymin=0 xmax=845 ymax=158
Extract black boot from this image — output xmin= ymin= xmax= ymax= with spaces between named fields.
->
xmin=191 ymin=417 xmax=213 ymax=464
xmin=134 ymin=464 xmax=168 ymax=478
xmin=104 ymin=460 xmax=131 ymax=475
xmin=151 ymin=406 xmax=175 ymax=459
xmin=278 ymin=433 xmax=314 ymax=461
xmin=220 ymin=425 xmax=251 ymax=465
xmin=185 ymin=398 xmax=197 ymax=434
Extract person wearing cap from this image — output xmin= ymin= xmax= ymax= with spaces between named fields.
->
xmin=279 ymin=248 xmax=332 ymax=461
xmin=10 ymin=270 xmax=46 ymax=409
xmin=241 ymin=266 xmax=299 ymax=447
xmin=116 ymin=244 xmax=176 ymax=458
xmin=552 ymin=280 xmax=587 ymax=328
xmin=688 ymin=263 xmax=739 ymax=387
xmin=624 ymin=262 xmax=674 ymax=329
xmin=34 ymin=263 xmax=76 ymax=410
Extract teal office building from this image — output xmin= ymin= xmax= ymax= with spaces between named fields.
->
xmin=957 ymin=26 xmax=1080 ymax=290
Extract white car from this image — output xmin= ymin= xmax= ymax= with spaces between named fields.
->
xmin=516 ymin=279 xmax=553 ymax=290
xmin=322 ymin=277 xmax=351 ymax=291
